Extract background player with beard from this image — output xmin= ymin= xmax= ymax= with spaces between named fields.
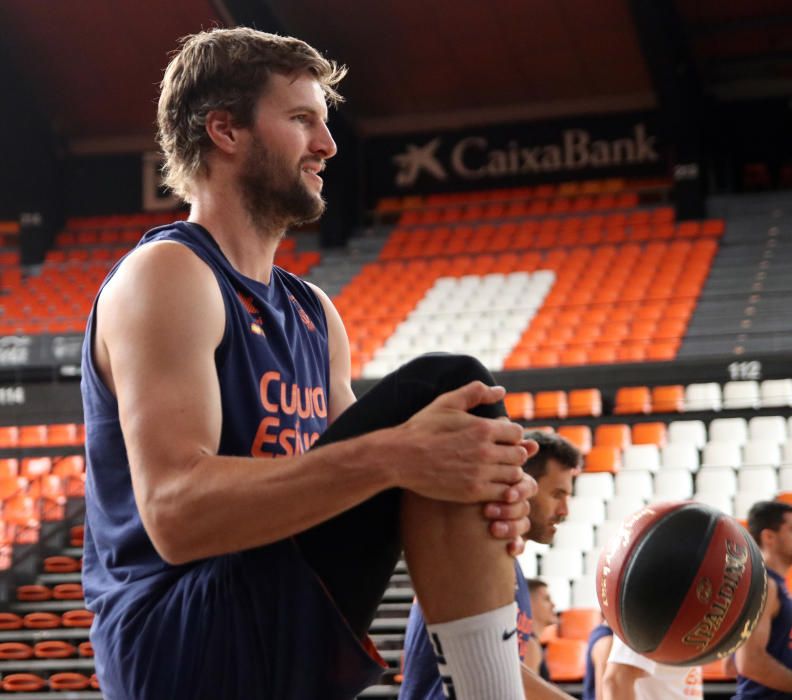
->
xmin=400 ymin=430 xmax=582 ymax=700
xmin=733 ymin=500 xmax=792 ymax=698
xmin=80 ymin=27 xmax=539 ymax=700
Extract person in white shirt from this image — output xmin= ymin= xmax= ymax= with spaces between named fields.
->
xmin=602 ymin=635 xmax=702 ymax=700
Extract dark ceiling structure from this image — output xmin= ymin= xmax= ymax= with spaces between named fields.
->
xmin=0 ymin=0 xmax=790 ymax=152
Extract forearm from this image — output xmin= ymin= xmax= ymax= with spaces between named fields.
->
xmin=139 ymin=429 xmax=397 ymax=564
xmin=738 ymin=653 xmax=792 ymax=692
xmin=521 ymin=664 xmax=576 ymax=699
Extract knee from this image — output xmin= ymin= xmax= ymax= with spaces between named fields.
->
xmin=401 ymin=353 xmax=495 ymax=389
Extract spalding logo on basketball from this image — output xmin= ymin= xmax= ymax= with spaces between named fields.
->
xmin=596 ymin=501 xmax=767 ymax=665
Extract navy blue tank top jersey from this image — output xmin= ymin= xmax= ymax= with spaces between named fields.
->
xmin=80 ymin=222 xmax=381 ymax=699
xmin=582 ymin=624 xmax=613 ymax=700
xmin=735 ymin=569 xmax=792 ymax=699
xmin=399 ymin=561 xmax=533 ymax=700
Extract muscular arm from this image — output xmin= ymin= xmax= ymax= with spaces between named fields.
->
xmin=602 ymin=662 xmax=646 ymax=700
xmin=735 ymin=577 xmax=792 ymax=692
xmin=520 ymin=663 xmax=576 ymax=699
xmin=590 ymin=636 xmax=614 ymax=700
xmin=96 ymin=243 xmax=529 ymax=565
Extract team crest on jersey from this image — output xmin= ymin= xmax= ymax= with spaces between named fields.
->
xmin=287 ymin=293 xmax=316 ymax=332
xmin=237 ymin=291 xmax=266 ymax=337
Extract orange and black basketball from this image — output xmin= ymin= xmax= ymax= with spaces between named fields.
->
xmin=596 ymin=501 xmax=767 ymax=665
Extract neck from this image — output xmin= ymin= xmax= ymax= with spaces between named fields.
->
xmin=765 ymin=552 xmax=790 ymax=576
xmin=188 ymin=179 xmax=284 ymax=284
xmin=532 ymin=620 xmax=548 ymax=637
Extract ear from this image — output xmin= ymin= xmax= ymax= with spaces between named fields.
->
xmin=205 ymin=109 xmax=242 ymax=155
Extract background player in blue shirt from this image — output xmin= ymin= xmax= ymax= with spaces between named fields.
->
xmin=734 ymin=500 xmax=792 ymax=698
xmin=400 ymin=430 xmax=581 ymax=699
xmin=82 ymin=27 xmax=539 ymax=700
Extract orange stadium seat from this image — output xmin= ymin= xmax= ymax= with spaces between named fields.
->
xmin=631 ymin=422 xmax=667 ymax=446
xmin=0 ymin=459 xmax=19 ymax=478
xmin=1 ymin=673 xmax=47 ymax=692
xmin=701 ymin=658 xmax=735 ymax=681
xmin=46 ymin=423 xmax=80 ymax=446
xmin=0 ymin=613 xmax=22 ymax=630
xmin=545 ymin=638 xmax=587 ymax=682
xmin=17 ymin=425 xmax=47 ymax=448
xmin=585 ymin=446 xmax=621 ymax=474
xmin=594 ymin=424 xmax=630 ymax=448
xmin=49 ymin=672 xmax=92 ymax=691
xmin=614 ymin=386 xmax=651 ymax=414
xmin=651 ymin=385 xmax=685 ymax=413
xmin=0 ymin=426 xmax=19 ymax=448
xmin=534 ymin=391 xmax=568 ymax=419
xmin=79 ymin=641 xmax=94 ymax=657
xmin=33 ymin=640 xmax=77 ymax=659
xmin=567 ymin=389 xmax=602 ymax=417
xmin=504 ymin=392 xmax=534 ymax=420
xmin=558 ymin=608 xmax=601 ymax=641
xmin=557 ymin=426 xmax=593 ymax=454
xmin=22 ymin=612 xmax=60 ymax=629
xmin=0 ymin=642 xmax=33 ymax=660
xmin=16 ymin=585 xmax=52 ymax=602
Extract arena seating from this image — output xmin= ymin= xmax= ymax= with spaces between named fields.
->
xmin=0 ymin=212 xmax=322 ymax=336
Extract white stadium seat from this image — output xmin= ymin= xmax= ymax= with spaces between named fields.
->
xmin=552 ymin=522 xmax=595 ymax=552
xmin=584 ymin=547 xmax=603 ymax=575
xmin=668 ymin=420 xmax=707 ymax=449
xmin=742 ymin=440 xmax=782 ymax=468
xmin=722 ymin=380 xmax=760 ymax=410
xmin=542 ymin=575 xmax=572 ymax=612
xmin=566 ymin=496 xmax=606 ymax=525
xmin=696 ymin=466 xmax=737 ymax=496
xmin=595 ymin=520 xmax=623 ymax=548
xmin=701 ymin=442 xmax=742 ymax=469
xmin=574 ymin=473 xmax=615 ymax=500
xmin=779 ymin=466 xmax=792 ymax=491
xmin=685 ymin=383 xmax=722 ymax=412
xmin=614 ymin=470 xmax=654 ymax=501
xmin=709 ymin=418 xmax=748 ymax=445
xmin=749 ymin=416 xmax=788 ymax=444
xmin=693 ymin=491 xmax=734 ymax=516
xmin=606 ymin=496 xmax=646 ymax=522
xmin=737 ymin=466 xmax=777 ymax=499
xmin=571 ymin=575 xmax=599 ymax=609
xmin=622 ymin=445 xmax=661 ymax=472
xmin=734 ymin=491 xmax=770 ymax=520
xmin=517 ymin=549 xmax=538 ymax=578
xmin=540 ymin=548 xmax=584 ymax=579
xmin=761 ymin=379 xmax=792 ymax=408
xmin=661 ymin=443 xmax=700 ymax=472
xmin=653 ymin=469 xmax=694 ymax=500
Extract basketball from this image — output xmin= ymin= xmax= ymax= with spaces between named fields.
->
xmin=596 ymin=500 xmax=767 ymax=666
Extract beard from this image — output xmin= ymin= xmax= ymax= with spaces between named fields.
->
xmin=238 ymin=132 xmax=326 ymax=234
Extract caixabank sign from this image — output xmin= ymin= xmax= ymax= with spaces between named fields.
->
xmin=363 ymin=111 xmax=667 ymax=202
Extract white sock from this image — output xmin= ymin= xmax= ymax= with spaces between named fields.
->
xmin=426 ymin=602 xmax=523 ymax=700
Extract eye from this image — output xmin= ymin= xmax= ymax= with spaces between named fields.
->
xmin=292 ymin=114 xmax=310 ymax=124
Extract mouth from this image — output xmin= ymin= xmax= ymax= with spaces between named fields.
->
xmin=301 ymin=161 xmax=325 ymax=186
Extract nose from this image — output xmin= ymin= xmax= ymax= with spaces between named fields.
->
xmin=311 ymin=120 xmax=337 ymax=160
xmin=558 ymin=496 xmax=569 ymax=519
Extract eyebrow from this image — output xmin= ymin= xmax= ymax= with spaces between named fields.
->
xmin=287 ymin=106 xmax=329 ymax=123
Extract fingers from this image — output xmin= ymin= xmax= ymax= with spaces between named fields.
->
xmin=489 ymin=418 xmax=525 ymax=445
xmin=506 ymin=537 xmax=525 ymax=558
xmin=432 ymin=381 xmax=506 ymax=413
xmin=489 ymin=516 xmax=530 ymax=540
xmin=520 ymin=438 xmax=539 ymax=459
xmin=483 ymin=500 xmax=529 ymax=521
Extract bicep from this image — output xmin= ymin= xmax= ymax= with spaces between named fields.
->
xmin=736 ymin=578 xmax=777 ymax=671
xmin=98 ymin=243 xmax=225 ymax=501
xmin=308 ymin=282 xmax=355 ymax=422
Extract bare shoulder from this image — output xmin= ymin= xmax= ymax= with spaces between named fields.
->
xmin=96 ymin=241 xmax=225 ymax=380
xmin=305 ymin=280 xmax=337 ymax=314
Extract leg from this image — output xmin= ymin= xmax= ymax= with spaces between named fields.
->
xmin=296 ymin=353 xmax=509 ymax=635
